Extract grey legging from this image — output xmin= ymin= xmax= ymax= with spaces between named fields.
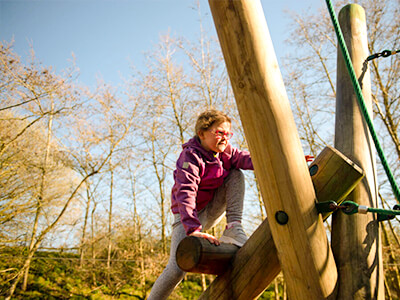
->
xmin=148 ymin=169 xmax=245 ymax=300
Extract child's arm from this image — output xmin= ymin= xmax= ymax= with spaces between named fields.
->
xmin=226 ymin=144 xmax=253 ymax=170
xmin=173 ymin=150 xmax=204 ymax=235
xmin=228 ymin=144 xmax=314 ymax=168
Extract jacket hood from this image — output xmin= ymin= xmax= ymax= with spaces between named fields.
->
xmin=183 ymin=137 xmax=213 ymax=158
xmin=183 ymin=137 xmax=232 ymax=161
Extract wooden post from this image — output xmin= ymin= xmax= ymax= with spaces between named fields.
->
xmin=178 ymin=146 xmax=364 ymax=279
xmin=208 ymin=1 xmax=337 ymax=298
xmin=332 ymin=4 xmax=384 ymax=299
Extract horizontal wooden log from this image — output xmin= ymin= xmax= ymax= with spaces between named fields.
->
xmin=310 ymin=145 xmax=364 ymax=219
xmin=176 ymin=236 xmax=239 ymax=275
xmin=171 ymin=146 xmax=363 ymax=299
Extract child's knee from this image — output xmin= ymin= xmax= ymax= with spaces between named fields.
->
xmin=165 ymin=262 xmax=186 ymax=280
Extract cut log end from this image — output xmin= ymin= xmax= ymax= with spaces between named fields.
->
xmin=176 ymin=236 xmax=239 ymax=275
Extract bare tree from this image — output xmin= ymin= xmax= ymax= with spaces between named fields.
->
xmin=0 ymin=42 xmax=85 ymax=294
xmin=21 ymin=96 xmax=55 ymax=291
xmin=365 ymin=0 xmax=400 ymax=159
xmin=128 ymin=164 xmax=147 ymax=298
xmin=178 ymin=2 xmax=231 ymax=110
xmin=143 ymin=33 xmax=193 ymax=145
xmin=0 ymin=41 xmax=139 ymax=298
xmin=137 ymin=34 xmax=192 ymax=253
xmin=284 ymin=0 xmax=400 ymax=181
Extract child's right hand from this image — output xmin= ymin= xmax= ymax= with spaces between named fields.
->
xmin=189 ymin=231 xmax=220 ymax=245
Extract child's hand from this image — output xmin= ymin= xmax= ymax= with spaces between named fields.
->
xmin=305 ymin=155 xmax=314 ymax=162
xmin=189 ymin=231 xmax=220 ymax=245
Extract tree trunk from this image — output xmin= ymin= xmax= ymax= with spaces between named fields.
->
xmin=151 ymin=132 xmax=167 ymax=254
xmin=7 ymin=247 xmax=37 ymax=299
xmin=274 ymin=277 xmax=279 ymax=300
xmin=107 ymin=165 xmax=114 ymax=283
xmin=80 ymin=184 xmax=92 ymax=268
xmin=381 ymin=222 xmax=400 ymax=297
xmin=22 ymin=99 xmax=54 ymax=291
xmin=91 ymin=200 xmax=97 ymax=285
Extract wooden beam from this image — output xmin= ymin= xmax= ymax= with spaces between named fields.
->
xmin=332 ymin=4 xmax=384 ymax=299
xmin=178 ymin=146 xmax=364 ymax=280
xmin=200 ymin=216 xmax=279 ymax=300
xmin=208 ymin=0 xmax=338 ymax=298
xmin=311 ymin=146 xmax=364 ymax=219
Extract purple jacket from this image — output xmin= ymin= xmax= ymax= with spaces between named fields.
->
xmin=171 ymin=137 xmax=253 ymax=235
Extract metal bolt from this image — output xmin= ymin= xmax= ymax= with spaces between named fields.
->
xmin=275 ymin=211 xmax=289 ymax=225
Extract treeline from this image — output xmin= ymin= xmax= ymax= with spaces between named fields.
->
xmin=0 ymin=22 xmax=262 ymax=298
xmin=1 ymin=0 xmax=400 ymax=299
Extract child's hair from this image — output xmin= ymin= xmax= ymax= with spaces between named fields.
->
xmin=195 ymin=109 xmax=231 ymax=137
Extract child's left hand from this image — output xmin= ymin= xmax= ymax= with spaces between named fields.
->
xmin=189 ymin=231 xmax=220 ymax=245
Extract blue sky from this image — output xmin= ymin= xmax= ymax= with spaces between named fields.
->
xmin=1 ymin=0 xmax=320 ymax=87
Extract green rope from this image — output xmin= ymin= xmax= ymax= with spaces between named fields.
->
xmin=339 ymin=200 xmax=400 ymax=217
xmin=316 ymin=200 xmax=400 ymax=221
xmin=325 ymin=0 xmax=400 ymax=204
xmin=368 ymin=206 xmax=400 ymax=216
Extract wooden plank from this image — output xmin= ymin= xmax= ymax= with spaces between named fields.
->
xmin=332 ymin=4 xmax=384 ymax=299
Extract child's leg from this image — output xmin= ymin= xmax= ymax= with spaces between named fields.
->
xmin=200 ymin=169 xmax=245 ymax=230
xmin=223 ymin=169 xmax=245 ymax=224
xmin=149 ymin=170 xmax=246 ymax=299
xmin=147 ymin=217 xmax=186 ymax=300
xmin=201 ymin=169 xmax=248 ymax=246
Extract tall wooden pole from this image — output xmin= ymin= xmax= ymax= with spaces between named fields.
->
xmin=332 ymin=4 xmax=384 ymax=299
xmin=208 ymin=1 xmax=337 ymax=299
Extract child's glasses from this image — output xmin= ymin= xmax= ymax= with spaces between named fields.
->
xmin=211 ymin=130 xmax=233 ymax=140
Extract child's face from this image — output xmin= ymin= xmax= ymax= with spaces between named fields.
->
xmin=198 ymin=121 xmax=232 ymax=153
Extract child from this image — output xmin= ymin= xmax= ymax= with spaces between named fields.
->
xmin=148 ymin=109 xmax=253 ymax=300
